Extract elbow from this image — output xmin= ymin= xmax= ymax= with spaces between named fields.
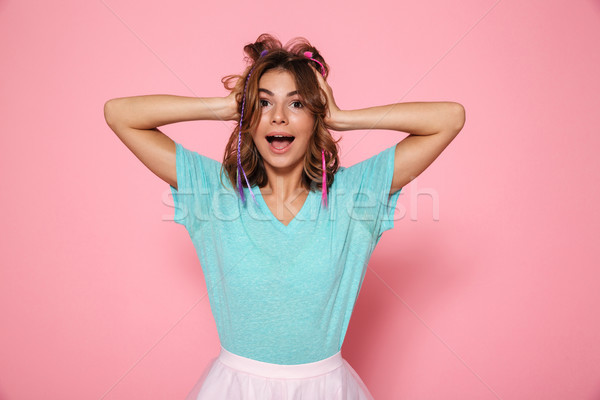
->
xmin=103 ymin=98 xmax=121 ymax=127
xmin=451 ymin=102 xmax=466 ymax=133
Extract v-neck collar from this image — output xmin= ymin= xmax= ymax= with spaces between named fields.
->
xmin=252 ymin=185 xmax=314 ymax=233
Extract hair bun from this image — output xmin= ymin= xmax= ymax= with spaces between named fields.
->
xmin=243 ymin=33 xmax=282 ymax=63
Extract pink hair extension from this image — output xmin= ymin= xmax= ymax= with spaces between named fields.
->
xmin=322 ymin=149 xmax=328 ymax=208
xmin=303 ymin=51 xmax=326 ymax=77
xmin=303 ymin=51 xmax=328 ymax=208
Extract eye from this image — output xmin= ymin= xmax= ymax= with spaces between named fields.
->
xmin=291 ymin=100 xmax=304 ymax=109
xmin=259 ymin=99 xmax=270 ymax=107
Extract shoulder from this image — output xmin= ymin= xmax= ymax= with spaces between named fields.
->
xmin=174 ymin=142 xmax=229 ymax=188
xmin=335 ymin=145 xmax=396 ymax=180
xmin=175 ymin=142 xmax=223 ymax=175
xmin=176 ymin=142 xmax=221 ymax=165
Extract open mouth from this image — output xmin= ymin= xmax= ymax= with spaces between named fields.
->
xmin=266 ymin=135 xmax=295 ymax=150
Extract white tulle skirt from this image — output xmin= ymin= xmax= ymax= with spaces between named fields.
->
xmin=184 ymin=345 xmax=375 ymax=400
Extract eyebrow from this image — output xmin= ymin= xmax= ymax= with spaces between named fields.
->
xmin=258 ymin=88 xmax=299 ymax=97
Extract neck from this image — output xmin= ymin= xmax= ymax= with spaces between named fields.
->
xmin=261 ymin=163 xmax=307 ymax=200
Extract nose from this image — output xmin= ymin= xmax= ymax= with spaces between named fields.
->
xmin=270 ymin=103 xmax=287 ymax=125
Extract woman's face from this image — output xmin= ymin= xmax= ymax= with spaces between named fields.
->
xmin=252 ymin=68 xmax=315 ymax=173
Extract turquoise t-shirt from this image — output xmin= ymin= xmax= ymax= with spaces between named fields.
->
xmin=170 ymin=141 xmax=402 ymax=365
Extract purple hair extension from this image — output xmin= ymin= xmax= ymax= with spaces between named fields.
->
xmin=236 ymin=49 xmax=269 ymax=205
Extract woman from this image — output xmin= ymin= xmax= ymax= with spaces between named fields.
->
xmin=104 ymin=33 xmax=465 ymax=400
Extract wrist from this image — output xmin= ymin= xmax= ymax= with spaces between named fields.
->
xmin=330 ymin=110 xmax=351 ymax=131
xmin=198 ymin=96 xmax=235 ymax=121
xmin=222 ymin=93 xmax=240 ymax=121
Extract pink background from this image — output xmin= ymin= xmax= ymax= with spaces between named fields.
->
xmin=1 ymin=0 xmax=599 ymax=399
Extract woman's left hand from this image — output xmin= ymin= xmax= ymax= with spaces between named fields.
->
xmin=312 ymin=67 xmax=345 ymax=131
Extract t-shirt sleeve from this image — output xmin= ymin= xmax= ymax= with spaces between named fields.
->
xmin=169 ymin=141 xmax=221 ymax=229
xmin=339 ymin=143 xmax=402 ymax=240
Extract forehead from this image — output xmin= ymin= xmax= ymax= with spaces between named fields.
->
xmin=258 ymin=69 xmax=297 ymax=91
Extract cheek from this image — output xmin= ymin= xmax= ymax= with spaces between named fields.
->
xmin=255 ymin=116 xmax=269 ymax=133
xmin=295 ymin=114 xmax=315 ymax=131
xmin=257 ymin=112 xmax=267 ymax=123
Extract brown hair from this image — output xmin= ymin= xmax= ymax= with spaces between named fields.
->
xmin=219 ymin=33 xmax=341 ymax=196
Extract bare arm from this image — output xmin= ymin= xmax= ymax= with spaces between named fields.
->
xmin=310 ymin=68 xmax=465 ymax=194
xmin=330 ymin=101 xmax=464 ymax=135
xmin=334 ymin=102 xmax=466 ymax=194
xmin=103 ymin=94 xmax=237 ymax=190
